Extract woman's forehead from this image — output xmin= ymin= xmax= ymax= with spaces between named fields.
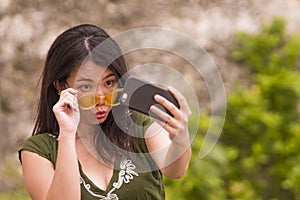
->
xmin=76 ymin=61 xmax=114 ymax=80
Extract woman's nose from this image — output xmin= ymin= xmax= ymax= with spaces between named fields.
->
xmin=95 ymin=90 xmax=105 ymax=106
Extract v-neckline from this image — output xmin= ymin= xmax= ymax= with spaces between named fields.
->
xmin=78 ymin=161 xmax=118 ymax=193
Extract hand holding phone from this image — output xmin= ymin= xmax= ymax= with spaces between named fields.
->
xmin=120 ymin=77 xmax=180 ymax=121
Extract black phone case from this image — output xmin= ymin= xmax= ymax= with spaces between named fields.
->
xmin=120 ymin=77 xmax=180 ymax=121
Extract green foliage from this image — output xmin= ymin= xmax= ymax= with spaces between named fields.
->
xmin=165 ymin=18 xmax=300 ymax=199
xmin=164 ymin=112 xmax=227 ymax=200
xmin=0 ymin=190 xmax=30 ymax=200
xmin=231 ymin=18 xmax=300 ymax=73
xmin=0 ymin=160 xmax=30 ymax=200
xmin=4 ymin=17 xmax=298 ymax=200
xmin=223 ymin=18 xmax=300 ymax=199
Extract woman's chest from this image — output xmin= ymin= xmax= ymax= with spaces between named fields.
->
xmin=79 ymin=159 xmax=165 ymax=200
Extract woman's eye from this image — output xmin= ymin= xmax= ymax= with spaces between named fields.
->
xmin=105 ymin=80 xmax=115 ymax=87
xmin=79 ymin=84 xmax=92 ymax=92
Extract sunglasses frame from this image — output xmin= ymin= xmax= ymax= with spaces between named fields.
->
xmin=78 ymin=88 xmax=124 ymax=110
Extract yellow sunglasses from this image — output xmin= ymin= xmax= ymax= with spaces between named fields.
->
xmin=78 ymin=88 xmax=124 ymax=110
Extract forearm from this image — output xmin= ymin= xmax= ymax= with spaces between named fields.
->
xmin=160 ymin=135 xmax=191 ymax=179
xmin=146 ymin=123 xmax=192 ymax=179
xmin=46 ymin=135 xmax=80 ymax=200
xmin=161 ymin=145 xmax=191 ymax=178
xmin=148 ymin=130 xmax=191 ymax=178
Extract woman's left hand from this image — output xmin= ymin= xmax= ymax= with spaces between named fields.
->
xmin=147 ymin=86 xmax=192 ymax=178
xmin=150 ymin=86 xmax=192 ymax=141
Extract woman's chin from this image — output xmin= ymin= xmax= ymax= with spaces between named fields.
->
xmin=97 ymin=116 xmax=108 ymax=124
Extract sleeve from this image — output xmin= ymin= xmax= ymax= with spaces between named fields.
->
xmin=18 ymin=134 xmax=58 ymax=167
xmin=130 ymin=111 xmax=154 ymax=139
xmin=129 ymin=111 xmax=155 ymax=154
xmin=130 ymin=111 xmax=160 ymax=172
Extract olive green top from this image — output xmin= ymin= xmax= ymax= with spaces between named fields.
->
xmin=19 ymin=113 xmax=165 ymax=200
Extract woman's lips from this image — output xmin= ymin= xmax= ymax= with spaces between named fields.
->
xmin=96 ymin=111 xmax=107 ymax=120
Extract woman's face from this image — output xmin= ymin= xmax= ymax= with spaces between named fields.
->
xmin=67 ymin=60 xmax=118 ymax=124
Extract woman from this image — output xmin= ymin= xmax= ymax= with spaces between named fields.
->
xmin=19 ymin=24 xmax=192 ymax=200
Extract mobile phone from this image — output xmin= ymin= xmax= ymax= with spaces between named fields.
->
xmin=120 ymin=77 xmax=180 ymax=121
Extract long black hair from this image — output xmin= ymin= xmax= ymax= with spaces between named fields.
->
xmin=33 ymin=24 xmax=134 ymax=163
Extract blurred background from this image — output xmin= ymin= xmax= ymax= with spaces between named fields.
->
xmin=1 ymin=0 xmax=300 ymax=199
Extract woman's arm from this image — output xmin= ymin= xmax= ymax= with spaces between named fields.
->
xmin=21 ymin=88 xmax=81 ymax=200
xmin=145 ymin=86 xmax=192 ymax=178
xmin=21 ymin=151 xmax=55 ymax=200
xmin=21 ymin=137 xmax=80 ymax=200
xmin=46 ymin=135 xmax=80 ymax=200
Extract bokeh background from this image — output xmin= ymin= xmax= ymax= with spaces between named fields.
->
xmin=1 ymin=0 xmax=300 ymax=199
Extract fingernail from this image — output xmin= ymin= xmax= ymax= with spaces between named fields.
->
xmin=167 ymin=86 xmax=174 ymax=91
xmin=150 ymin=105 xmax=156 ymax=111
xmin=154 ymin=94 xmax=161 ymax=100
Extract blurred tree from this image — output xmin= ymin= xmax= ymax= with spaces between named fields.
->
xmin=223 ymin=18 xmax=300 ymax=199
xmin=165 ymin=17 xmax=300 ymax=200
xmin=2 ymin=0 xmax=300 ymax=199
xmin=164 ymin=112 xmax=227 ymax=200
xmin=0 ymin=0 xmax=214 ymax=197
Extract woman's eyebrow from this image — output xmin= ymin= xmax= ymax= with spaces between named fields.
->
xmin=76 ymin=77 xmax=94 ymax=82
xmin=103 ymin=73 xmax=116 ymax=79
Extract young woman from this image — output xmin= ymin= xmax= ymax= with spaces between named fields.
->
xmin=19 ymin=24 xmax=192 ymax=200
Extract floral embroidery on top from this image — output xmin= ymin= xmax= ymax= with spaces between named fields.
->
xmin=80 ymin=159 xmax=138 ymax=200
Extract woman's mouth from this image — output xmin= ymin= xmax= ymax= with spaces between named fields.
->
xmin=96 ymin=111 xmax=107 ymax=120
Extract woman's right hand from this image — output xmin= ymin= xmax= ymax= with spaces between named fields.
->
xmin=53 ymin=88 xmax=80 ymax=137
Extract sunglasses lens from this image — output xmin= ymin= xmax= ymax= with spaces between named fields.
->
xmin=105 ymin=91 xmax=121 ymax=106
xmin=78 ymin=89 xmax=123 ymax=109
xmin=78 ymin=94 xmax=96 ymax=109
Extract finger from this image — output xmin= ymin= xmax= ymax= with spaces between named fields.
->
xmin=65 ymin=99 xmax=78 ymax=111
xmin=58 ymin=95 xmax=78 ymax=112
xmin=60 ymin=89 xmax=79 ymax=110
xmin=167 ymin=86 xmax=192 ymax=118
xmin=67 ymin=97 xmax=79 ymax=112
xmin=60 ymin=88 xmax=78 ymax=96
xmin=153 ymin=94 xmax=182 ymax=121
xmin=167 ymin=86 xmax=186 ymax=109
xmin=150 ymin=105 xmax=180 ymax=129
xmin=154 ymin=119 xmax=177 ymax=139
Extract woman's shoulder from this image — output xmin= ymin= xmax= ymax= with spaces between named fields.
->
xmin=130 ymin=110 xmax=154 ymax=128
xmin=18 ymin=133 xmax=58 ymax=165
xmin=21 ymin=133 xmax=58 ymax=147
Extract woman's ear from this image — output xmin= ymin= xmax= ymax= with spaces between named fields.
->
xmin=53 ymin=80 xmax=67 ymax=94
xmin=53 ymin=80 xmax=61 ymax=90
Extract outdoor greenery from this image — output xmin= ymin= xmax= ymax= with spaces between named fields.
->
xmin=164 ymin=18 xmax=300 ymax=199
xmin=224 ymin=18 xmax=300 ymax=199
xmin=0 ymin=7 xmax=300 ymax=200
